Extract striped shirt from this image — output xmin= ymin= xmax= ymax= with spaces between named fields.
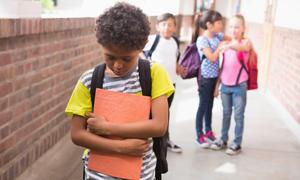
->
xmin=80 ymin=64 xmax=156 ymax=180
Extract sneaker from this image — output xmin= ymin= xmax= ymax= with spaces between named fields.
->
xmin=197 ymin=135 xmax=210 ymax=148
xmin=205 ymin=130 xmax=216 ymax=143
xmin=167 ymin=140 xmax=182 ymax=153
xmin=210 ymin=139 xmax=227 ymax=150
xmin=226 ymin=143 xmax=242 ymax=155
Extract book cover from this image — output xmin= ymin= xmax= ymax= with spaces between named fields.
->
xmin=88 ymin=88 xmax=151 ymax=180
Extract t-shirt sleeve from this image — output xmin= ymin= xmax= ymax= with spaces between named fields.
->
xmin=65 ymin=80 xmax=92 ymax=117
xmin=196 ymin=36 xmax=210 ymax=50
xmin=150 ymin=63 xmax=175 ymax=99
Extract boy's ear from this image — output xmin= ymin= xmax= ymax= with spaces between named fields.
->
xmin=142 ymin=39 xmax=148 ymax=48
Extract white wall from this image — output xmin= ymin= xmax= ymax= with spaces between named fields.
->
xmin=177 ymin=0 xmax=195 ymax=15
xmin=274 ymin=0 xmax=300 ymax=30
xmin=0 ymin=0 xmax=195 ymax=18
xmin=240 ymin=0 xmax=267 ymax=24
xmin=78 ymin=0 xmax=185 ymax=17
xmin=215 ymin=0 xmax=231 ymax=18
xmin=0 ymin=0 xmax=43 ymax=18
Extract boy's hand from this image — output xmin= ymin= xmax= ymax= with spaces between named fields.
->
xmin=176 ymin=65 xmax=188 ymax=77
xmin=86 ymin=112 xmax=110 ymax=135
xmin=176 ymin=63 xmax=181 ymax=75
xmin=120 ymin=138 xmax=150 ymax=156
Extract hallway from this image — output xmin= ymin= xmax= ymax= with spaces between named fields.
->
xmin=164 ymin=78 xmax=300 ymax=180
xmin=16 ymin=77 xmax=300 ymax=180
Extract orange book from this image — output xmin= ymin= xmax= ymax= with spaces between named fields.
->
xmin=88 ymin=88 xmax=151 ymax=180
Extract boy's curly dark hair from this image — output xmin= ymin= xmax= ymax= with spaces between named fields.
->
xmin=95 ymin=2 xmax=150 ymax=51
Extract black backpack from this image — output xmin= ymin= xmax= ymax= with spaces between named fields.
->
xmin=90 ymin=59 xmax=168 ymax=180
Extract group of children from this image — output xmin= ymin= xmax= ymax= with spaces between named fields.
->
xmin=193 ymin=11 xmax=252 ymax=155
xmin=65 ymin=2 xmax=253 ymax=180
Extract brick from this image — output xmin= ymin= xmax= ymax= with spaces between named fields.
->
xmin=19 ymin=155 xmax=27 ymax=174
xmin=0 ymin=20 xmax=13 ymax=38
xmin=0 ymin=65 xmax=14 ymax=83
xmin=0 ymin=125 xmax=10 ymax=140
xmin=0 ymin=135 xmax=16 ymax=154
xmin=9 ymin=112 xmax=32 ymax=133
xmin=2 ymin=171 xmax=8 ymax=180
xmin=11 ymin=49 xmax=28 ymax=63
xmin=0 ymin=53 xmax=12 ymax=66
xmin=8 ymin=166 xmax=14 ymax=180
xmin=14 ymin=100 xmax=30 ymax=115
xmin=0 ymin=97 xmax=8 ymax=111
xmin=12 ymin=76 xmax=29 ymax=92
xmin=0 ymin=39 xmax=9 ymax=52
xmin=0 ymin=82 xmax=13 ymax=97
xmin=2 ymin=140 xmax=30 ymax=168
xmin=8 ymin=87 xmax=30 ymax=107
xmin=0 ymin=111 xmax=12 ymax=127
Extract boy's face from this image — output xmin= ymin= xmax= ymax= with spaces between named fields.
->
xmin=101 ymin=45 xmax=141 ymax=77
xmin=156 ymin=18 xmax=176 ymax=39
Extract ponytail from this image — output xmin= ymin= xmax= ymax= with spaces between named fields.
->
xmin=191 ymin=10 xmax=223 ymax=43
xmin=191 ymin=13 xmax=202 ymax=43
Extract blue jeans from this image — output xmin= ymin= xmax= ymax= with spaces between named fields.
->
xmin=196 ymin=77 xmax=217 ymax=137
xmin=220 ymin=82 xmax=247 ymax=146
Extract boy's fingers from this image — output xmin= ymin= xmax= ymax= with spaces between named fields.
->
xmin=87 ymin=118 xmax=97 ymax=125
xmin=86 ymin=112 xmax=96 ymax=118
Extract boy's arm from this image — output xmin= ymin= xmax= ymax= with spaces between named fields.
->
xmin=70 ymin=115 xmax=149 ymax=156
xmin=87 ymin=94 xmax=169 ymax=138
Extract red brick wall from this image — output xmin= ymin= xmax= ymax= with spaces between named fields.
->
xmin=0 ymin=18 xmax=101 ymax=179
xmin=268 ymin=27 xmax=300 ymax=123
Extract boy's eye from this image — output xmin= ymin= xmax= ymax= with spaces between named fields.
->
xmin=122 ymin=57 xmax=132 ymax=62
xmin=106 ymin=55 xmax=132 ymax=62
xmin=107 ymin=55 xmax=117 ymax=61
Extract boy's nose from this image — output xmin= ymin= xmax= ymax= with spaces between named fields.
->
xmin=164 ymin=25 xmax=170 ymax=31
xmin=114 ymin=60 xmax=124 ymax=70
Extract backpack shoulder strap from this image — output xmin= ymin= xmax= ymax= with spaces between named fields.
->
xmin=90 ymin=63 xmax=106 ymax=110
xmin=171 ymin=35 xmax=180 ymax=49
xmin=235 ymin=52 xmax=249 ymax=85
xmin=138 ymin=59 xmax=168 ymax=177
xmin=138 ymin=59 xmax=151 ymax=97
xmin=147 ymin=35 xmax=160 ymax=59
xmin=172 ymin=35 xmax=181 ymax=62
